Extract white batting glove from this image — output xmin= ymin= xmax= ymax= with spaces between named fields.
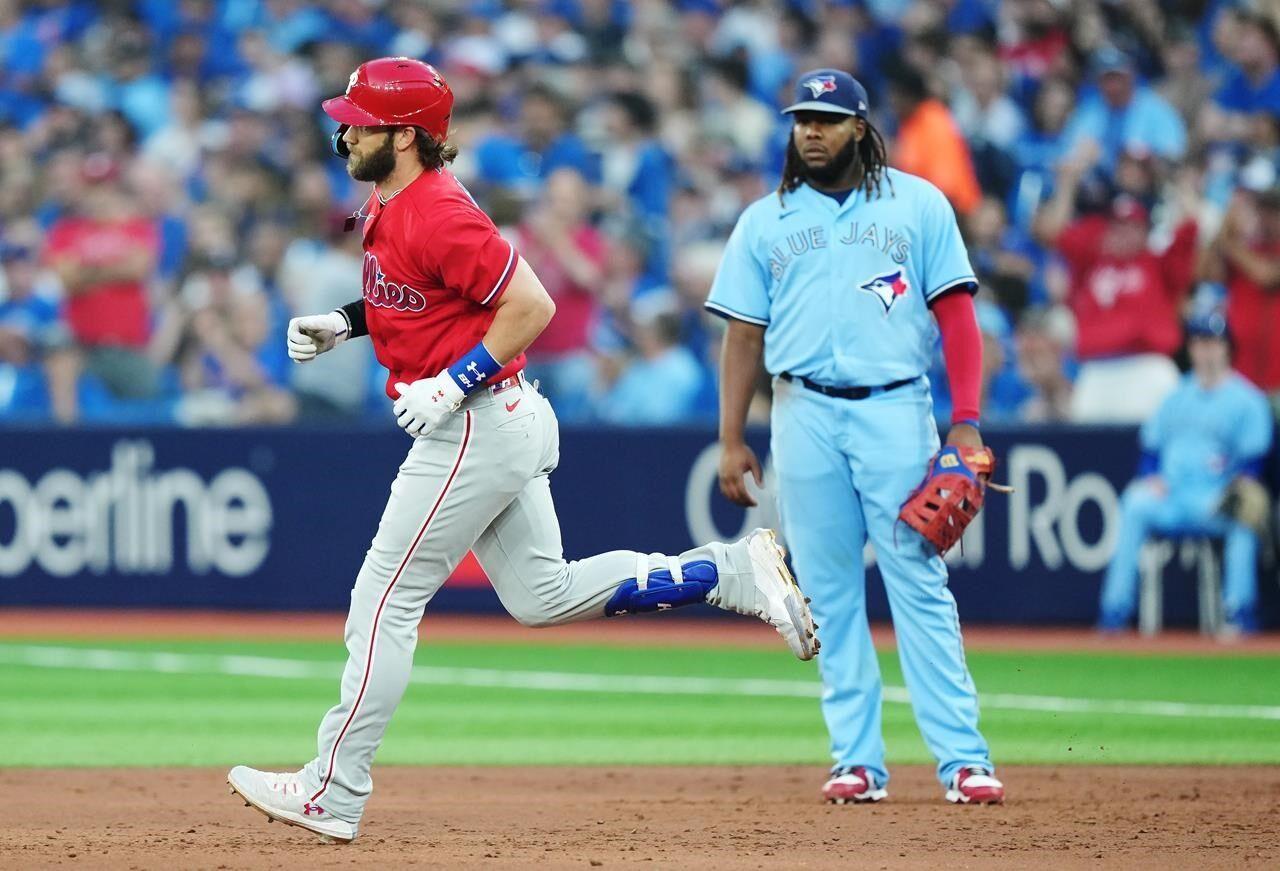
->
xmin=287 ymin=311 xmax=348 ymax=363
xmin=393 ymin=371 xmax=465 ymax=437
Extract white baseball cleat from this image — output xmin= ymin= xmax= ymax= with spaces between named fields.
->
xmin=745 ymin=528 xmax=819 ymax=660
xmin=227 ymin=765 xmax=358 ymax=843
xmin=945 ymin=766 xmax=1005 ymax=805
xmin=822 ymin=766 xmax=889 ymax=804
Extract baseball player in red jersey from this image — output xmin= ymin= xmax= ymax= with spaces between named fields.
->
xmin=226 ymin=57 xmax=817 ymax=844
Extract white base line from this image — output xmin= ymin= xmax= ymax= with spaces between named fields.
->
xmin=1 ymin=644 xmax=1279 ymax=722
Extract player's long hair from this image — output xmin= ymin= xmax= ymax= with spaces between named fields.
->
xmin=413 ymin=127 xmax=458 ymax=170
xmin=777 ymin=121 xmax=891 ymax=203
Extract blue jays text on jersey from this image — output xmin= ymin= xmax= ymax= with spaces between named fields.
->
xmin=706 ymin=168 xmax=977 ymax=388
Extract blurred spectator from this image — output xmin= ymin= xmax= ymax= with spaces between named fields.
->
xmin=965 ymin=196 xmax=1040 ymax=314
xmin=1063 ymin=46 xmax=1187 ymax=175
xmin=41 ymin=154 xmax=161 ymax=423
xmin=1200 ymin=10 xmax=1280 ymax=146
xmin=886 ymin=62 xmax=982 ymax=215
xmin=520 ymin=168 xmax=608 ymax=423
xmin=594 ymin=91 xmax=675 ymax=279
xmin=596 ymin=298 xmax=708 ymax=426
xmin=1098 ymin=312 xmax=1273 ymax=635
xmin=1014 ymin=305 xmax=1075 ymax=423
xmin=1010 ymin=75 xmax=1076 ymax=228
xmin=173 ymin=251 xmax=296 ymax=426
xmin=1034 ymin=152 xmax=1197 ymax=422
xmin=279 ymin=218 xmax=372 ymax=421
xmin=473 ymin=84 xmax=599 ymax=201
xmin=0 ymin=236 xmax=70 ymax=418
xmin=951 ymin=49 xmax=1026 ymax=195
xmin=1202 ymin=185 xmax=1280 ymax=402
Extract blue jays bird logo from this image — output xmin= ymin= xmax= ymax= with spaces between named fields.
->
xmin=803 ymin=75 xmax=838 ymax=98
xmin=860 ymin=270 xmax=911 ymax=313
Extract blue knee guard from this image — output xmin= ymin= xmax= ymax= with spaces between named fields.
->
xmin=605 ymin=558 xmax=718 ymax=616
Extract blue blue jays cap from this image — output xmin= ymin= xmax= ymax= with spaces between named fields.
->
xmin=782 ymin=68 xmax=869 ymax=119
xmin=1186 ymin=310 xmax=1229 ymax=340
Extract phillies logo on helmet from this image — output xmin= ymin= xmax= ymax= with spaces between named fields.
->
xmin=363 ymin=253 xmax=427 ymax=313
xmin=860 ymin=270 xmax=911 ymax=313
xmin=803 ymin=75 xmax=838 ymax=98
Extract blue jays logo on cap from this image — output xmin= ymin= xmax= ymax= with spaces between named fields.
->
xmin=783 ymin=68 xmax=869 ymax=119
xmin=803 ymin=75 xmax=838 ymax=98
xmin=860 ymin=270 xmax=910 ymax=313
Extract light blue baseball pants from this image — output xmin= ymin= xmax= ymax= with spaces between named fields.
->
xmin=769 ymin=376 xmax=992 ymax=788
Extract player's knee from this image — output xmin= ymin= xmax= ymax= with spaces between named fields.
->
xmin=508 ymin=607 xmax=557 ymax=629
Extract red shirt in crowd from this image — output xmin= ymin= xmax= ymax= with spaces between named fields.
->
xmin=42 ymin=216 xmax=158 ymax=348
xmin=518 ymin=222 xmax=605 ymax=357
xmin=1055 ymin=216 xmax=1197 ymax=360
xmin=1225 ymin=238 xmax=1280 ymax=392
xmin=358 ymin=168 xmax=523 ymax=399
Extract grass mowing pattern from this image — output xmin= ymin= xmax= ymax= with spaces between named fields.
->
xmin=1 ymin=638 xmax=1277 ymax=767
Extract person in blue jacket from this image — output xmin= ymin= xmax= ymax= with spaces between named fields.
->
xmin=1099 ymin=311 xmax=1274 ymax=633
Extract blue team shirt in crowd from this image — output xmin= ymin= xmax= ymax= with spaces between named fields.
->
xmin=1142 ymin=372 xmax=1273 ymax=496
xmin=705 ymin=168 xmax=976 ymax=387
xmin=1215 ymin=68 xmax=1280 ymax=114
xmin=1063 ymin=86 xmax=1187 ymax=168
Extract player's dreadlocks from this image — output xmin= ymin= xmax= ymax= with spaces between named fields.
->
xmin=776 ymin=122 xmax=891 ymax=203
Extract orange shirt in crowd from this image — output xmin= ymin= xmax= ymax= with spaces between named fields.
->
xmin=892 ymin=99 xmax=982 ymax=215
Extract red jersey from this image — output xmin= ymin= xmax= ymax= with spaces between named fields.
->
xmin=1055 ymin=217 xmax=1196 ymax=360
xmin=42 ymin=216 xmax=158 ymax=348
xmin=358 ymin=168 xmax=523 ymax=398
xmin=518 ymin=222 xmax=605 ymax=356
xmin=1225 ymin=238 xmax=1280 ymax=391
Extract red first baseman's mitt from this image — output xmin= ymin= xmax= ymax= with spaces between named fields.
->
xmin=898 ymin=446 xmax=1008 ymax=555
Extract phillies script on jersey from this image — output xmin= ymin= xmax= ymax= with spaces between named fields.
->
xmin=356 ymin=168 xmax=525 ymax=397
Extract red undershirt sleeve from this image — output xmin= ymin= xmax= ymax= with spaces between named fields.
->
xmin=929 ymin=290 xmax=983 ymax=426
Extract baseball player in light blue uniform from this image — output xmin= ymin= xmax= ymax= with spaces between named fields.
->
xmin=709 ymin=69 xmax=1003 ymax=805
xmin=1099 ymin=312 xmax=1273 ymax=633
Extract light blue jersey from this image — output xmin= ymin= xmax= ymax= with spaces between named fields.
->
xmin=710 ymin=169 xmax=994 ymax=794
xmin=1142 ymin=373 xmax=1272 ymax=499
xmin=706 ymin=169 xmax=976 ymax=386
xmin=1101 ymin=372 xmax=1274 ymax=627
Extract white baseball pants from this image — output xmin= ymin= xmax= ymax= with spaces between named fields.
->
xmin=300 ymin=376 xmax=756 ymax=822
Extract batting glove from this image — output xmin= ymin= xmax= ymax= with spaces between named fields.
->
xmin=287 ymin=311 xmax=348 ymax=363
xmin=393 ymin=372 xmax=465 ymax=438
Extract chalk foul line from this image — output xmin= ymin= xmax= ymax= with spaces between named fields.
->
xmin=1 ymin=645 xmax=1278 ymax=722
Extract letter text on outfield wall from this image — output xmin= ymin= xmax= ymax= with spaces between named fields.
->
xmin=0 ymin=441 xmax=272 ymax=578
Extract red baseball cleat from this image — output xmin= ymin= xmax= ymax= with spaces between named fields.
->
xmin=822 ymin=766 xmax=888 ymax=804
xmin=945 ymin=766 xmax=1005 ymax=805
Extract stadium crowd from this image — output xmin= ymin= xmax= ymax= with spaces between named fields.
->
xmin=0 ymin=0 xmax=1278 ymax=428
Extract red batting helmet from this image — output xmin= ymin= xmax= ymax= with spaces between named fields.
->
xmin=322 ymin=57 xmax=453 ymax=157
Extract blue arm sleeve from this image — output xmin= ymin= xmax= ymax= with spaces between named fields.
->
xmin=705 ymin=210 xmax=771 ymax=326
xmin=920 ymin=184 xmax=978 ymax=301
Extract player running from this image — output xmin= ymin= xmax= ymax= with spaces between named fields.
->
xmin=226 ymin=57 xmax=816 ymax=843
xmin=709 ymin=69 xmax=1003 ymax=806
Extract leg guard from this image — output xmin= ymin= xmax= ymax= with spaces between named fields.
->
xmin=604 ymin=555 xmax=718 ymax=617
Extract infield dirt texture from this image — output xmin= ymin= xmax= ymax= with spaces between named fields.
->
xmin=1 ymin=611 xmax=1277 ymax=869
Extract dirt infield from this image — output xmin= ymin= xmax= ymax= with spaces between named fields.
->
xmin=3 ymin=609 xmax=1279 ymax=653
xmin=2 ymin=765 xmax=1275 ymax=869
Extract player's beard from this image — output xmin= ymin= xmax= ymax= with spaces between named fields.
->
xmin=348 ymin=134 xmax=397 ymax=183
xmin=798 ymin=135 xmax=862 ymax=188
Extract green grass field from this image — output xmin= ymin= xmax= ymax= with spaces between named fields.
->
xmin=1 ymin=637 xmax=1278 ymax=768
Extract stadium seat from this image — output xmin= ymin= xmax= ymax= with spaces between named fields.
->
xmin=1137 ymin=536 xmax=1224 ymax=637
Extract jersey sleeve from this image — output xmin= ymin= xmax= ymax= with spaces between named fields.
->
xmin=1232 ymin=387 xmax=1275 ymax=465
xmin=424 ymin=207 xmax=519 ymax=306
xmin=704 ymin=212 xmax=771 ymax=326
xmin=919 ymin=184 xmax=978 ymax=302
